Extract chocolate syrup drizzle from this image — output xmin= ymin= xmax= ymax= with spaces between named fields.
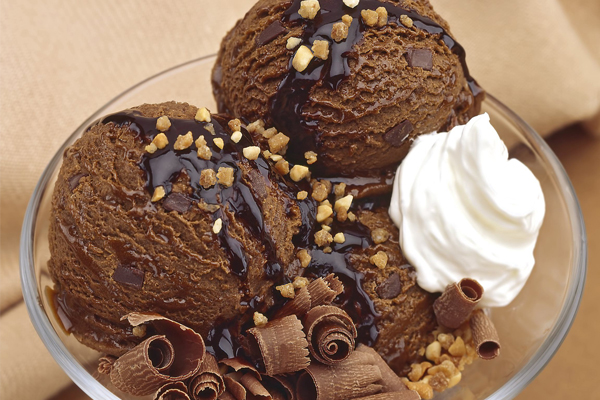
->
xmin=270 ymin=0 xmax=483 ymax=168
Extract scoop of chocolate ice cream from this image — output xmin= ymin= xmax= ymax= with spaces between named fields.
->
xmin=213 ymin=0 xmax=483 ymax=176
xmin=48 ymin=102 xmax=304 ymax=356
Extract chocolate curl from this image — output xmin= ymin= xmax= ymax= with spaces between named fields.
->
xmin=98 ymin=355 xmax=117 ymax=375
xmin=221 ymin=376 xmax=246 ymax=400
xmin=433 ymin=278 xmax=484 ymax=329
xmin=307 ymin=274 xmax=344 ymax=308
xmin=470 ymin=309 xmax=501 ymax=360
xmin=110 ymin=313 xmax=206 ymax=396
xmin=296 ymin=350 xmax=383 ymax=400
xmin=354 ymin=393 xmax=420 ymax=400
xmin=304 ymin=305 xmax=357 ymax=365
xmin=354 ymin=345 xmax=414 ymax=395
xmin=155 ymin=382 xmax=191 ymax=400
xmin=246 ymin=315 xmax=310 ymax=375
xmin=188 ymin=354 xmax=224 ymax=400
xmin=240 ymin=373 xmax=272 ymax=398
xmin=220 ymin=357 xmax=261 ymax=378
xmin=273 ymin=286 xmax=312 ymax=319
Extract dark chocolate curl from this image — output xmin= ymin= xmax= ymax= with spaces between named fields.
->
xmin=222 ymin=376 xmax=247 ymax=400
xmin=274 ymin=286 xmax=312 ymax=319
xmin=307 ymin=274 xmax=344 ymax=308
xmin=188 ymin=354 xmax=224 ymax=400
xmin=355 ymin=345 xmax=413 ymax=394
xmin=98 ymin=355 xmax=117 ymax=375
xmin=296 ymin=350 xmax=383 ymax=400
xmin=219 ymin=357 xmax=261 ymax=380
xmin=433 ymin=278 xmax=484 ymax=329
xmin=246 ymin=315 xmax=310 ymax=375
xmin=155 ymin=382 xmax=191 ymax=400
xmin=240 ymin=373 xmax=272 ymax=398
xmin=470 ymin=309 xmax=501 ymax=360
xmin=304 ymin=306 xmax=357 ymax=365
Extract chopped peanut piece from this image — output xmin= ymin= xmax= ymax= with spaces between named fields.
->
xmin=263 ymin=150 xmax=273 ymax=159
xmin=347 ymin=211 xmax=357 ymax=222
xmin=447 ymin=372 xmax=462 ymax=388
xmin=293 ymin=45 xmax=314 ymax=72
xmin=408 ymin=362 xmax=433 ymax=382
xmin=151 ymin=186 xmax=165 ymax=202
xmin=371 ymin=228 xmax=391 ymax=244
xmin=132 ymin=325 xmax=147 ymax=338
xmin=268 ymin=132 xmax=290 ymax=154
xmin=243 ymin=146 xmax=261 ymax=160
xmin=213 ymin=138 xmax=224 ymax=150
xmin=275 ymin=159 xmax=290 ymax=175
xmin=270 ymin=154 xmax=283 ymax=162
xmin=334 ymin=194 xmax=353 ymax=213
xmin=376 ymin=6 xmax=388 ymax=27
xmin=200 ymin=169 xmax=217 ymax=188
xmin=333 ymin=232 xmax=346 ymax=244
xmin=156 ymin=116 xmax=171 ymax=131
xmin=425 ymin=341 xmax=442 ymax=363
xmin=217 ymin=167 xmax=235 ymax=187
xmin=448 ymin=337 xmax=466 ymax=357
xmin=361 ymin=9 xmax=379 ymax=27
xmin=287 ymin=37 xmax=302 ymax=50
xmin=297 ymin=249 xmax=312 ymax=268
xmin=253 ymin=312 xmax=268 ymax=327
xmin=293 ymin=276 xmax=309 ymax=289
xmin=153 ymin=133 xmax=169 ymax=149
xmin=262 ymin=127 xmax=277 ymax=139
xmin=312 ymin=40 xmax=330 ymax=60
xmin=321 ymin=224 xmax=332 ymax=232
xmin=298 ymin=0 xmax=320 ymax=19
xmin=437 ymin=333 xmax=455 ymax=350
xmin=212 ymin=218 xmax=223 ymax=234
xmin=247 ymin=119 xmax=265 ymax=135
xmin=197 ymin=146 xmax=212 ymax=160
xmin=334 ymin=182 xmax=346 ymax=197
xmin=231 ymin=131 xmax=243 ymax=143
xmin=195 ymin=135 xmax=207 ymax=147
xmin=297 ymin=191 xmax=308 ymax=200
xmin=323 ymin=246 xmax=333 ymax=254
xmin=314 ymin=229 xmax=333 ymax=247
xmin=370 ymin=251 xmax=388 ymax=269
xmin=195 ymin=107 xmax=211 ymax=122
xmin=290 ymin=165 xmax=310 ymax=181
xmin=343 ymin=0 xmax=359 ymax=8
xmin=342 ymin=15 xmax=353 ymax=26
xmin=400 ymin=14 xmax=414 ymax=28
xmin=228 ymin=118 xmax=241 ymax=132
xmin=404 ymin=380 xmax=434 ymax=400
xmin=204 ymin=123 xmax=216 ymax=135
xmin=331 ymin=22 xmax=349 ymax=42
xmin=174 ymin=131 xmax=194 ymax=150
xmin=311 ymin=182 xmax=329 ymax=202
xmin=145 ymin=143 xmax=158 ymax=154
xmin=336 ymin=208 xmax=348 ymax=222
xmin=276 ymin=283 xmax=296 ymax=299
xmin=316 ymin=204 xmax=334 ymax=222
xmin=304 ymin=150 xmax=318 ymax=164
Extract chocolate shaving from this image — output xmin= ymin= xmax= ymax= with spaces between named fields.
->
xmin=112 ymin=264 xmax=145 ymax=289
xmin=355 ymin=345 xmax=413 ymax=395
xmin=109 ymin=313 xmax=206 ymax=396
xmin=296 ymin=350 xmax=383 ymax=400
xmin=354 ymin=393 xmax=420 ymax=400
xmin=274 ymin=286 xmax=312 ymax=319
xmin=163 ymin=192 xmax=192 ymax=213
xmin=304 ymin=306 xmax=357 ymax=365
xmin=246 ymin=314 xmax=310 ymax=376
xmin=240 ymin=373 xmax=272 ymax=398
xmin=257 ymin=20 xmax=288 ymax=46
xmin=188 ymin=353 xmax=224 ymax=400
xmin=376 ymin=273 xmax=402 ymax=299
xmin=155 ymin=382 xmax=191 ymax=400
xmin=406 ymin=48 xmax=433 ymax=70
xmin=307 ymin=274 xmax=344 ymax=308
xmin=433 ymin=278 xmax=484 ymax=329
xmin=98 ymin=355 xmax=117 ymax=375
xmin=222 ymin=376 xmax=247 ymax=400
xmin=470 ymin=309 xmax=501 ymax=360
xmin=383 ymin=120 xmax=413 ymax=147
xmin=220 ymin=357 xmax=261 ymax=379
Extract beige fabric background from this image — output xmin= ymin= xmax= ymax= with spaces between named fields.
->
xmin=1 ymin=0 xmax=599 ymax=398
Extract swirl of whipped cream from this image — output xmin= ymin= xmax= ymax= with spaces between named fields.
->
xmin=389 ymin=113 xmax=545 ymax=307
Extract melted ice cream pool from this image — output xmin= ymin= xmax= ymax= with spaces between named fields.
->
xmin=389 ymin=113 xmax=545 ymax=307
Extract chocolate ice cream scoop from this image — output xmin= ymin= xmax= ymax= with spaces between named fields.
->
xmin=213 ymin=0 xmax=483 ymax=176
xmin=48 ymin=102 xmax=305 ymax=357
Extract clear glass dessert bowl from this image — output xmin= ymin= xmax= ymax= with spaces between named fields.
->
xmin=21 ymin=55 xmax=587 ymax=400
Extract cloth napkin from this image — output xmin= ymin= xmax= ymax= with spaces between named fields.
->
xmin=1 ymin=0 xmax=598 ymax=398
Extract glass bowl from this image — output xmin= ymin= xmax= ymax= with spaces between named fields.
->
xmin=21 ymin=55 xmax=587 ymax=400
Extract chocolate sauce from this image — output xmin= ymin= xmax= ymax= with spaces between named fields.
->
xmin=270 ymin=0 xmax=484 ymax=167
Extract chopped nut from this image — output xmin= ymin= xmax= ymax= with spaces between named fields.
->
xmin=347 ymin=211 xmax=357 ymax=222
xmin=334 ymin=194 xmax=353 ymax=213
xmin=217 ymin=167 xmax=235 ymax=187
xmin=156 ymin=116 xmax=171 ymax=131
xmin=448 ymin=336 xmax=466 ymax=357
xmin=333 ymin=232 xmax=346 ymax=244
xmin=312 ymin=40 xmax=330 ymax=60
xmin=132 ymin=325 xmax=147 ymax=338
xmin=317 ymin=204 xmax=334 ymax=222
xmin=404 ymin=381 xmax=434 ymax=400
xmin=290 ymin=165 xmax=310 ymax=182
xmin=311 ymin=182 xmax=329 ymax=202
xmin=293 ymin=276 xmax=309 ymax=289
xmin=293 ymin=45 xmax=314 ymax=72
xmin=195 ymin=135 xmax=207 ymax=148
xmin=213 ymin=138 xmax=224 ymax=150
xmin=198 ymin=201 xmax=220 ymax=213
xmin=343 ymin=0 xmax=359 ymax=8
xmin=243 ymin=146 xmax=261 ymax=160
xmin=297 ymin=191 xmax=308 ymax=200
xmin=371 ymin=228 xmax=391 ymax=244
xmin=321 ymin=199 xmax=331 ymax=207
xmin=342 ymin=15 xmax=353 ymax=26
xmin=447 ymin=372 xmax=462 ymax=389
xmin=151 ymin=186 xmax=165 ymax=202
xmin=333 ymin=183 xmax=346 ymax=197
xmin=174 ymin=131 xmax=194 ymax=150
xmin=314 ymin=229 xmax=333 ymax=247
xmin=437 ymin=333 xmax=455 ymax=350
xmin=247 ymin=119 xmax=265 ymax=135
xmin=197 ymin=145 xmax=212 ymax=160
xmin=425 ymin=341 xmax=442 ymax=363
xmin=199 ymin=169 xmax=217 ymax=188
xmin=428 ymin=372 xmax=449 ymax=393
xmin=297 ymin=249 xmax=312 ymax=268
xmin=262 ymin=127 xmax=278 ymax=139
xmin=331 ymin=22 xmax=349 ymax=42
xmin=370 ymin=251 xmax=388 ymax=269
xmin=275 ymin=159 xmax=290 ymax=175
xmin=428 ymin=360 xmax=459 ymax=379
xmin=153 ymin=132 xmax=169 ymax=149
xmin=400 ymin=14 xmax=414 ymax=28
xmin=195 ymin=107 xmax=211 ymax=122
xmin=253 ymin=312 xmax=268 ymax=327
xmin=361 ymin=9 xmax=379 ymax=27
xmin=304 ymin=150 xmax=318 ymax=164
xmin=321 ymin=224 xmax=332 ymax=232
xmin=231 ymin=131 xmax=243 ymax=143
xmin=276 ymin=283 xmax=296 ymax=299
xmin=298 ymin=0 xmax=320 ymax=19
xmin=270 ymin=154 xmax=283 ymax=162
xmin=287 ymin=37 xmax=302 ymax=50
xmin=268 ymin=132 xmax=290 ymax=154
xmin=145 ymin=143 xmax=158 ymax=154
xmin=263 ymin=150 xmax=273 ymax=159
xmin=228 ymin=118 xmax=241 ymax=132
xmin=204 ymin=123 xmax=216 ymax=135
xmin=336 ymin=208 xmax=348 ymax=222
xmin=408 ymin=362 xmax=432 ymax=382
xmin=376 ymin=6 xmax=388 ymax=27
xmin=212 ymin=218 xmax=223 ymax=234
xmin=323 ymin=246 xmax=333 ymax=254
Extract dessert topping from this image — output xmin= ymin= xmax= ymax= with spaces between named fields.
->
xmin=253 ymin=312 xmax=269 ymax=327
xmin=195 ymin=107 xmax=211 ymax=123
xmin=433 ymin=278 xmax=484 ymax=329
xmin=227 ymin=118 xmax=241 ymax=132
xmin=304 ymin=150 xmax=318 ymax=164
xmin=287 ymin=36 xmax=302 ymax=50
xmin=268 ymin=132 xmax=290 ymax=154
xmin=163 ymin=193 xmax=192 ymax=213
xmin=156 ymin=116 xmax=171 ymax=131
xmin=297 ymin=249 xmax=312 ymax=267
xmin=400 ymin=14 xmax=414 ymax=28
xmin=199 ymin=169 xmax=217 ymax=189
xmin=292 ymin=45 xmax=314 ymax=72
xmin=276 ymin=283 xmax=296 ymax=299
xmin=369 ymin=251 xmax=388 ymax=269
xmin=361 ymin=9 xmax=379 ymax=27
xmin=376 ymin=6 xmax=388 ymax=27
xmin=230 ymin=130 xmax=242 ymax=143
xmin=343 ymin=0 xmax=360 ymax=8
xmin=304 ymin=305 xmax=357 ymax=365
xmin=333 ymin=232 xmax=346 ymax=243
xmin=297 ymin=190 xmax=308 ymax=200
xmin=290 ymin=164 xmax=310 ymax=181
xmin=331 ymin=21 xmax=349 ymax=42
xmin=275 ymin=159 xmax=290 ymax=175
xmin=470 ymin=309 xmax=500 ymax=360
xmin=212 ymin=137 xmax=224 ymax=150
xmin=151 ymin=186 xmax=166 ymax=202
xmin=173 ymin=131 xmax=194 ymax=150
xmin=216 ymin=167 xmax=235 ymax=187
xmin=242 ymin=146 xmax=261 ymax=160
xmin=203 ymin=123 xmax=216 ymax=135
xmin=212 ymin=218 xmax=223 ymax=234
xmin=312 ymin=39 xmax=330 ymax=60
xmin=298 ymin=0 xmax=320 ymax=19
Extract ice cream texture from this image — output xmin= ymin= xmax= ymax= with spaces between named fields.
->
xmin=390 ymin=113 xmax=546 ymax=307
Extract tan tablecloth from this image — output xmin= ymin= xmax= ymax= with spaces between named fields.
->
xmin=1 ymin=0 xmax=599 ymax=398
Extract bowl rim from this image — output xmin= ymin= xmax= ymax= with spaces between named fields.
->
xmin=20 ymin=54 xmax=587 ymax=400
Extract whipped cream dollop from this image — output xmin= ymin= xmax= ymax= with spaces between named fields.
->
xmin=389 ymin=113 xmax=545 ymax=307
